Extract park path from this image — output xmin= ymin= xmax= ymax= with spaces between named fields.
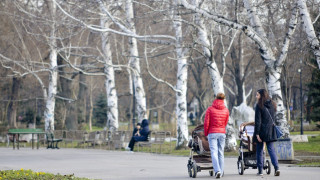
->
xmin=0 ymin=148 xmax=319 ymax=180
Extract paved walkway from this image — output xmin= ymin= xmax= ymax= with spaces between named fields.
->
xmin=0 ymin=147 xmax=319 ymax=180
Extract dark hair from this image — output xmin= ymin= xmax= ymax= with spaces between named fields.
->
xmin=216 ymin=93 xmax=225 ymax=100
xmin=257 ymin=89 xmax=277 ymax=110
xmin=136 ymin=123 xmax=141 ymax=126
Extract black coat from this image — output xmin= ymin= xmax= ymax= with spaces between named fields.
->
xmin=253 ymin=100 xmax=278 ymax=143
xmin=133 ymin=119 xmax=150 ymax=141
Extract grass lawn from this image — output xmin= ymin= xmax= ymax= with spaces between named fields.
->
xmin=292 ymin=131 xmax=320 ymax=156
xmin=290 ymin=131 xmax=320 ymax=135
xmin=296 ymin=161 xmax=320 ymax=167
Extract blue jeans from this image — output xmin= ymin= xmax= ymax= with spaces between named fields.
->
xmin=256 ymin=141 xmax=279 ymax=172
xmin=208 ymin=133 xmax=226 ymax=174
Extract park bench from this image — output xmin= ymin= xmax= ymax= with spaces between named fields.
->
xmin=83 ymin=131 xmax=104 ymax=148
xmin=136 ymin=131 xmax=152 ymax=152
xmin=135 ymin=131 xmax=171 ymax=153
xmin=152 ymin=131 xmax=171 ymax=154
xmin=7 ymin=128 xmax=45 ymax=150
xmin=109 ymin=131 xmax=124 ymax=150
xmin=46 ymin=131 xmax=63 ymax=149
xmin=64 ymin=130 xmax=84 ymax=148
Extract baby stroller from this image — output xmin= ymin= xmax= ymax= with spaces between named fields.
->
xmin=187 ymin=124 xmax=214 ymax=178
xmin=237 ymin=122 xmax=271 ymax=175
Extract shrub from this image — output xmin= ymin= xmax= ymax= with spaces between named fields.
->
xmin=0 ymin=169 xmax=90 ymax=180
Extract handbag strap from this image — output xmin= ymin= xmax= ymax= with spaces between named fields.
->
xmin=265 ymin=107 xmax=276 ymax=126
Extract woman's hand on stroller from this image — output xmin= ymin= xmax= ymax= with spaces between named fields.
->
xmin=256 ymin=135 xmax=262 ymax=142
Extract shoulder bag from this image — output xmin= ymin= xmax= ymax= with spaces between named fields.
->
xmin=265 ymin=108 xmax=283 ymax=139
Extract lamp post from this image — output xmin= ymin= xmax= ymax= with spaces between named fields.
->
xmin=298 ymin=59 xmax=303 ymax=135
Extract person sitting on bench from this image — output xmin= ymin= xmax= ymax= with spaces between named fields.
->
xmin=127 ymin=119 xmax=150 ymax=151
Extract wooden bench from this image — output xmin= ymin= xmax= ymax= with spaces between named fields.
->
xmin=46 ymin=132 xmax=63 ymax=149
xmin=136 ymin=131 xmax=152 ymax=152
xmin=136 ymin=131 xmax=171 ymax=153
xmin=8 ymin=128 xmax=45 ymax=150
xmin=152 ymin=131 xmax=171 ymax=154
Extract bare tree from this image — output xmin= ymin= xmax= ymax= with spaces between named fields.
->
xmin=179 ymin=0 xmax=299 ymax=137
xmin=298 ymin=0 xmax=320 ymax=69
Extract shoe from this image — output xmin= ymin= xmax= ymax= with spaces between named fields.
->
xmin=257 ymin=171 xmax=263 ymax=176
xmin=215 ymin=171 xmax=221 ymax=179
xmin=274 ymin=169 xmax=280 ymax=176
xmin=125 ymin=147 xmax=130 ymax=151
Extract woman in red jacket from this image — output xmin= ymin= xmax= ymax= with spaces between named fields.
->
xmin=204 ymin=93 xmax=229 ymax=179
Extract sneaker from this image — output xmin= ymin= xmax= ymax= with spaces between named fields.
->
xmin=274 ymin=169 xmax=280 ymax=176
xmin=125 ymin=147 xmax=130 ymax=151
xmin=215 ymin=172 xmax=221 ymax=179
xmin=257 ymin=171 xmax=263 ymax=176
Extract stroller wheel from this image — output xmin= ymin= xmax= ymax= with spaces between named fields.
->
xmin=188 ymin=166 xmax=192 ymax=177
xmin=265 ymin=160 xmax=271 ymax=175
xmin=237 ymin=160 xmax=244 ymax=175
xmin=189 ymin=161 xmax=197 ymax=178
xmin=187 ymin=161 xmax=197 ymax=178
xmin=209 ymin=170 xmax=213 ymax=176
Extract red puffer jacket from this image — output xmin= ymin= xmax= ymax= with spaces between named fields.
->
xmin=204 ymin=99 xmax=229 ymax=136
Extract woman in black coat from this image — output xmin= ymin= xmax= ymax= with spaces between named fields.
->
xmin=253 ymin=89 xmax=280 ymax=176
xmin=127 ymin=119 xmax=150 ymax=151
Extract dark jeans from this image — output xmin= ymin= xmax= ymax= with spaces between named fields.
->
xmin=256 ymin=141 xmax=279 ymax=172
xmin=128 ymin=136 xmax=147 ymax=151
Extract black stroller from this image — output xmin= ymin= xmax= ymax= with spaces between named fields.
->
xmin=187 ymin=125 xmax=214 ymax=178
xmin=237 ymin=122 xmax=271 ymax=175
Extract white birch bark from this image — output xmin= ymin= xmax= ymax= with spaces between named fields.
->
xmin=243 ymin=0 xmax=298 ymax=137
xmin=125 ymin=0 xmax=147 ymax=122
xmin=298 ymin=0 xmax=320 ymax=69
xmin=173 ymin=0 xmax=189 ymax=148
xmin=101 ymin=5 xmax=119 ymax=133
xmin=192 ymin=0 xmax=236 ymax=151
xmin=180 ymin=0 xmax=298 ymax=137
xmin=44 ymin=0 xmax=57 ymax=132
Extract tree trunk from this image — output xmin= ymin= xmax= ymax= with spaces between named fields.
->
xmin=44 ymin=0 xmax=57 ymax=131
xmin=88 ymin=77 xmax=94 ymax=131
xmin=57 ymin=55 xmax=77 ymax=130
xmin=7 ymin=77 xmax=21 ymax=128
xmin=179 ymin=0 xmax=298 ymax=138
xmin=77 ymin=69 xmax=87 ymax=125
xmin=243 ymin=0 xmax=298 ymax=137
xmin=173 ymin=0 xmax=189 ymax=148
xmin=298 ymin=0 xmax=320 ymax=69
xmin=192 ymin=0 xmax=237 ymax=151
xmin=125 ymin=0 xmax=147 ymax=122
xmin=101 ymin=9 xmax=119 ymax=133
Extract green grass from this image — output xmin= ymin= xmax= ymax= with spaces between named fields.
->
xmin=290 ymin=131 xmax=320 ymax=135
xmin=131 ymin=141 xmax=239 ymax=157
xmin=293 ymin=135 xmax=320 ymax=155
xmin=296 ymin=159 xmax=320 ymax=167
xmin=0 ymin=169 xmax=91 ymax=180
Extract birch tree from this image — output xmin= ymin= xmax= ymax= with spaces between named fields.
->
xmin=172 ymin=0 xmax=189 ymax=148
xmin=179 ymin=0 xmax=299 ymax=137
xmin=125 ymin=0 xmax=147 ymax=122
xmin=190 ymin=0 xmax=237 ymax=151
xmin=100 ymin=1 xmax=119 ymax=133
xmin=297 ymin=0 xmax=320 ymax=69
xmin=43 ymin=0 xmax=58 ymax=131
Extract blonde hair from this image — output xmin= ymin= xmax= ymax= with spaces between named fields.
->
xmin=216 ymin=93 xmax=225 ymax=100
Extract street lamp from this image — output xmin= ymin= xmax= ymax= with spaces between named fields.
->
xmin=298 ymin=59 xmax=303 ymax=135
